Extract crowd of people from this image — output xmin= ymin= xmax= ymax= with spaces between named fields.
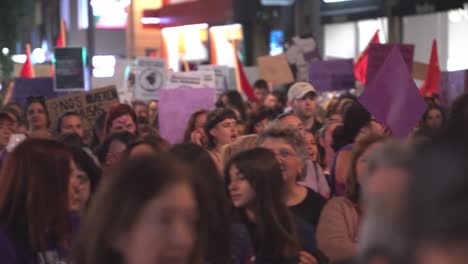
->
xmin=0 ymin=79 xmax=466 ymax=264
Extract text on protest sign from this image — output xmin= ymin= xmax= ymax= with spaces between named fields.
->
xmin=134 ymin=57 xmax=166 ymax=101
xmin=54 ymin=47 xmax=88 ymax=92
xmin=46 ymin=86 xmax=119 ymax=133
xmin=197 ymin=65 xmax=230 ymax=94
xmin=165 ymin=71 xmax=216 ymax=89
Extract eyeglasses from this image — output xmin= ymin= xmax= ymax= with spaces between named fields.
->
xmin=218 ymin=121 xmax=237 ymax=129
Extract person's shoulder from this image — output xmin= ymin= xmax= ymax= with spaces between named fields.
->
xmin=323 ymin=197 xmax=356 ymax=212
xmin=305 ymin=187 xmax=326 ymax=203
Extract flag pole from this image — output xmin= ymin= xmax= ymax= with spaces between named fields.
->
xmin=231 ymin=39 xmax=243 ymax=95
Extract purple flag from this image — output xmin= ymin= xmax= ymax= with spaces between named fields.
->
xmin=367 ymin=44 xmax=415 ymax=85
xmin=309 ymin=59 xmax=355 ymax=92
xmin=159 ymin=88 xmax=216 ymax=144
xmin=440 ymin=70 xmax=468 ymax=107
xmin=12 ymin=78 xmax=68 ymax=107
xmin=358 ymin=47 xmax=427 ymax=138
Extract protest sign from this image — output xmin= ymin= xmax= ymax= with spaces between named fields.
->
xmin=54 ymin=47 xmax=88 ymax=92
xmin=197 ymin=65 xmax=230 ymax=94
xmin=258 ymin=54 xmax=295 ymax=86
xmin=12 ymin=78 xmax=67 ymax=107
xmin=309 ymin=59 xmax=355 ymax=92
xmin=46 ymin=86 xmax=119 ymax=133
xmin=359 ymin=47 xmax=426 ymax=138
xmin=115 ymin=58 xmax=134 ymax=103
xmin=165 ymin=71 xmax=216 ymax=90
xmin=159 ymin=88 xmax=216 ymax=144
xmin=440 ymin=70 xmax=468 ymax=106
xmin=134 ymin=57 xmax=166 ymax=101
xmin=366 ymin=44 xmax=415 ymax=85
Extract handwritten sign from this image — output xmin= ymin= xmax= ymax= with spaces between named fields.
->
xmin=309 ymin=59 xmax=355 ymax=92
xmin=54 ymin=47 xmax=88 ymax=92
xmin=46 ymin=86 xmax=119 ymax=132
xmin=258 ymin=54 xmax=294 ymax=86
xmin=134 ymin=57 xmax=166 ymax=100
xmin=159 ymin=88 xmax=216 ymax=144
xmin=165 ymin=71 xmax=216 ymax=90
xmin=367 ymin=44 xmax=415 ymax=84
xmin=197 ymin=65 xmax=229 ymax=94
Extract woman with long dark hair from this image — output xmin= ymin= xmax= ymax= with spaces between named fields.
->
xmin=0 ymin=139 xmax=75 ymax=263
xmin=171 ymin=143 xmax=252 ymax=264
xmin=26 ymin=97 xmax=52 ymax=139
xmin=74 ymin=155 xmax=201 ymax=264
xmin=183 ymin=109 xmax=208 ymax=146
xmin=225 ymin=148 xmax=318 ymax=264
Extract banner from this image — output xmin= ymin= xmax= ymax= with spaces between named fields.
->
xmin=165 ymin=71 xmax=216 ymax=90
xmin=46 ymin=86 xmax=119 ymax=132
xmin=309 ymin=59 xmax=355 ymax=92
xmin=54 ymin=47 xmax=88 ymax=92
xmin=258 ymin=54 xmax=295 ymax=87
xmin=367 ymin=44 xmax=415 ymax=85
xmin=12 ymin=78 xmax=66 ymax=107
xmin=134 ymin=57 xmax=166 ymax=100
xmin=159 ymin=88 xmax=216 ymax=144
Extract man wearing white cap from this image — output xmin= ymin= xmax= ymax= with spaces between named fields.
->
xmin=288 ymin=82 xmax=319 ymax=130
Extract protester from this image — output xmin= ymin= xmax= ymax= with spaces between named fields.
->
xmin=26 ymin=97 xmax=51 ymax=139
xmin=264 ymin=92 xmax=280 ymax=110
xmin=148 ymin=100 xmax=159 ymax=128
xmin=56 ymin=111 xmax=84 ymax=139
xmin=226 ymin=148 xmax=318 ymax=264
xmin=221 ymin=134 xmax=259 ymax=170
xmin=316 ymin=134 xmax=387 ymax=262
xmin=303 ymin=129 xmax=330 ymax=199
xmin=358 ymin=141 xmax=411 ymax=264
xmin=95 ymin=131 xmax=135 ymax=173
xmin=74 ymin=155 xmax=200 ymax=264
xmin=405 ymin=137 xmax=468 ymax=264
xmin=257 ymin=123 xmax=326 ymax=228
xmin=0 ymin=112 xmax=14 ymax=167
xmin=218 ymin=91 xmax=247 ymax=121
xmin=132 ymin=100 xmax=149 ymax=124
xmin=0 ymin=139 xmax=76 ymax=263
xmin=246 ymin=107 xmax=274 ymax=135
xmin=125 ymin=135 xmax=169 ymax=158
xmin=331 ymin=102 xmax=384 ymax=196
xmin=104 ymin=103 xmax=138 ymax=137
xmin=287 ymin=82 xmax=321 ymax=131
xmin=69 ymin=147 xmax=102 ymax=215
xmin=277 ymin=113 xmax=330 ymax=198
xmin=318 ymin=120 xmax=342 ymax=176
xmin=184 ymin=109 xmax=208 ymax=146
xmin=253 ymin=79 xmax=269 ymax=104
xmin=2 ymin=106 xmax=26 ymax=134
xmin=417 ymin=104 xmax=445 ymax=137
xmin=237 ymin=120 xmax=247 ymax=137
xmin=90 ymin=112 xmax=107 ymax=150
xmin=171 ymin=143 xmax=252 ymax=264
xmin=204 ymin=108 xmax=238 ymax=171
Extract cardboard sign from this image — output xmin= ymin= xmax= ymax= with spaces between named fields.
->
xmin=165 ymin=71 xmax=216 ymax=90
xmin=12 ymin=77 xmax=67 ymax=107
xmin=54 ymin=47 xmax=88 ymax=92
xmin=367 ymin=44 xmax=415 ymax=84
xmin=159 ymin=88 xmax=216 ymax=144
xmin=258 ymin=54 xmax=294 ymax=86
xmin=309 ymin=59 xmax=355 ymax=92
xmin=197 ymin=65 xmax=229 ymax=94
xmin=46 ymin=86 xmax=119 ymax=132
xmin=134 ymin=57 xmax=166 ymax=100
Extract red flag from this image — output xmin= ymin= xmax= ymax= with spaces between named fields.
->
xmin=234 ymin=54 xmax=257 ymax=101
xmin=420 ymin=39 xmax=441 ymax=97
xmin=20 ymin=44 xmax=35 ymax=79
xmin=354 ymin=30 xmax=380 ymax=85
xmin=56 ymin=19 xmax=67 ymax=48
